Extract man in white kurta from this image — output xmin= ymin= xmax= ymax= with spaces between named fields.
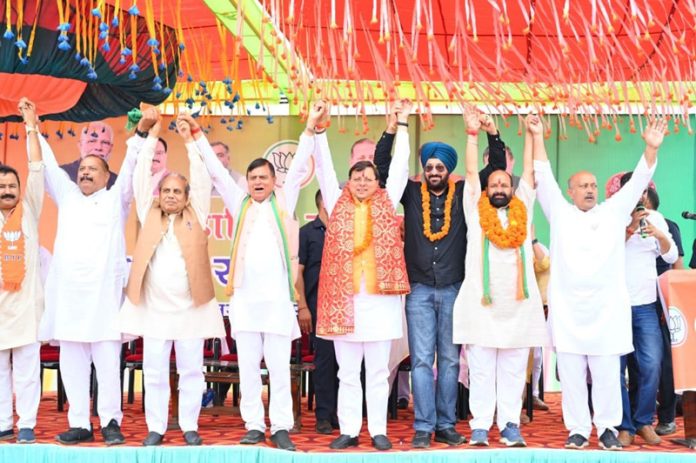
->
xmin=119 ymin=115 xmax=225 ymax=446
xmin=0 ymin=100 xmax=44 ymax=444
xmin=310 ymin=102 xmax=411 ymax=451
xmin=453 ymin=112 xmax=549 ymax=447
xmin=36 ymin=111 xmax=155 ymax=445
xmin=534 ymin=118 xmax=668 ymax=450
xmin=199 ymin=114 xmax=311 ymax=452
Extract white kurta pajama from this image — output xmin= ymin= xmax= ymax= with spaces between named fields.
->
xmin=0 ymin=161 xmax=44 ymax=433
xmin=453 ymin=179 xmax=549 ymax=432
xmin=534 ymin=155 xmax=656 ymax=439
xmin=312 ymin=128 xmax=410 ymax=438
xmin=37 ymin=133 xmax=143 ymax=429
xmin=119 ymin=136 xmax=225 ymax=434
xmin=200 ymin=134 xmax=308 ymax=433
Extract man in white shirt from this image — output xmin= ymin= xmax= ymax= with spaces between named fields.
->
xmin=0 ymin=99 xmax=44 ymax=445
xmin=616 ymin=173 xmax=676 ymax=447
xmin=37 ymin=108 xmax=158 ymax=445
xmin=534 ymin=118 xmax=667 ymax=451
xmin=199 ymin=110 xmax=314 ymax=451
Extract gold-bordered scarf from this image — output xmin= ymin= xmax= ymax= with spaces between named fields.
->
xmin=0 ymin=202 xmax=25 ymax=292
xmin=225 ymin=193 xmax=296 ymax=302
xmin=316 ymin=188 xmax=409 ymax=336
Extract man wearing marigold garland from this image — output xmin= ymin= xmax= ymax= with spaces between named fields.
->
xmin=373 ymin=106 xmax=507 ymax=448
xmin=452 ymin=111 xmax=549 ymax=447
xmin=533 ymin=117 xmax=667 ymax=451
xmin=307 ymin=100 xmax=411 ymax=451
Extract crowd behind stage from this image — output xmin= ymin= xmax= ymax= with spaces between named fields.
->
xmin=0 ymin=98 xmax=694 ymax=451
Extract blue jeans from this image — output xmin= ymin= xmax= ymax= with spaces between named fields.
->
xmin=406 ymin=282 xmax=461 ymax=432
xmin=619 ymin=302 xmax=663 ymax=434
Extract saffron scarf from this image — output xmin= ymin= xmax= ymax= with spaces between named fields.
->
xmin=0 ymin=203 xmax=26 ymax=292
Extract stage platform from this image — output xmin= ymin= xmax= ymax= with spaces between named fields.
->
xmin=1 ymin=392 xmax=693 ymax=462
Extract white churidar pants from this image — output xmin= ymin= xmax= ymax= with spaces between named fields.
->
xmin=143 ymin=337 xmax=205 ymax=434
xmin=59 ymin=340 xmax=123 ymax=429
xmin=0 ymin=343 xmax=41 ymax=431
xmin=334 ymin=339 xmax=391 ymax=437
xmin=236 ymin=331 xmax=294 ymax=433
xmin=467 ymin=345 xmax=529 ymax=431
xmin=556 ymin=352 xmax=621 ymax=438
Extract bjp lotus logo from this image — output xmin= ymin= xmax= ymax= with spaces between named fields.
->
xmin=2 ymin=231 xmax=21 ymax=250
xmin=668 ymin=306 xmax=687 ymax=347
xmin=263 ymin=140 xmax=315 ymax=189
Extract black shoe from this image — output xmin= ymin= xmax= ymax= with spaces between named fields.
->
xmin=598 ymin=429 xmax=622 ymax=451
xmin=397 ymin=398 xmax=409 ymax=409
xmin=329 ymin=434 xmax=359 ymax=449
xmin=0 ymin=429 xmax=14 ymax=441
xmin=316 ymin=419 xmax=334 ymax=435
xmin=56 ymin=427 xmax=95 ymax=445
xmin=655 ymin=421 xmax=677 ymax=436
xmin=564 ymin=433 xmax=589 ymax=449
xmin=434 ymin=427 xmax=466 ymax=445
xmin=240 ymin=429 xmax=266 ymax=444
xmin=183 ymin=431 xmax=203 ymax=446
xmin=142 ymin=432 xmax=164 ymax=446
xmin=101 ymin=419 xmax=125 ymax=446
xmin=371 ymin=434 xmax=392 ymax=451
xmin=411 ymin=431 xmax=431 ymax=448
xmin=270 ymin=430 xmax=296 ymax=451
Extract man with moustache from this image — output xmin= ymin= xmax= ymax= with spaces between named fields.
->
xmin=0 ymin=99 xmax=44 ymax=444
xmin=36 ymin=107 xmax=159 ymax=446
xmin=60 ymin=121 xmax=118 ymax=188
xmin=453 ymin=111 xmax=549 ymax=447
xmin=373 ymin=109 xmax=507 ymax=448
xmin=120 ymin=114 xmax=225 ymax=446
xmin=534 ymin=118 xmax=668 ymax=450
xmin=197 ymin=103 xmax=317 ymax=450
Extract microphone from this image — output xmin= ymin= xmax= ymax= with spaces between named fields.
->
xmin=682 ymin=211 xmax=696 ymax=220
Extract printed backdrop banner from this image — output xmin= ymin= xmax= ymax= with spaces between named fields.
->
xmin=2 ymin=115 xmax=320 ymax=316
xmin=658 ymin=270 xmax=696 ymax=392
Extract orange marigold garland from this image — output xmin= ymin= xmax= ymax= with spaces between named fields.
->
xmin=422 ymin=179 xmax=455 ymax=241
xmin=478 ymin=193 xmax=527 ymax=248
xmin=478 ymin=192 xmax=530 ymax=305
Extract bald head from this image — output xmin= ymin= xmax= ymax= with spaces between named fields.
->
xmin=567 ymin=171 xmax=598 ymax=211
xmin=78 ymin=121 xmax=114 ymax=161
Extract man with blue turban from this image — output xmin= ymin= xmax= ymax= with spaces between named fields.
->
xmin=373 ymin=109 xmax=508 ymax=448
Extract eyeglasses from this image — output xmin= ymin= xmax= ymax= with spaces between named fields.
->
xmin=424 ymin=164 xmax=446 ymax=173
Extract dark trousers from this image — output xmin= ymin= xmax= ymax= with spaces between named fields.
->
xmin=312 ymin=335 xmax=339 ymax=422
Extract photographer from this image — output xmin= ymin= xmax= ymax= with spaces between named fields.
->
xmin=616 ymin=173 xmax=677 ymax=447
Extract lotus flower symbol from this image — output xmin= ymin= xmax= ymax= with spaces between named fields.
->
xmin=271 ymin=150 xmax=295 ymax=175
xmin=3 ymin=231 xmax=21 ymax=250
